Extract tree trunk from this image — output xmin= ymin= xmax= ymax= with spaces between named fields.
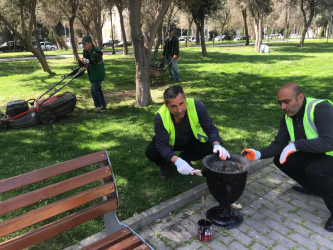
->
xmin=153 ymin=23 xmax=162 ymax=59
xmin=185 ymin=18 xmax=192 ymax=47
xmin=194 ymin=21 xmax=200 ymax=45
xmin=128 ymin=0 xmax=171 ymax=107
xmin=242 ymin=9 xmax=249 ymax=46
xmin=116 ymin=3 xmax=128 ymax=55
xmin=69 ymin=17 xmax=79 ymax=59
xmin=300 ymin=0 xmax=315 ymax=47
xmin=199 ymin=18 xmax=208 ymax=57
xmin=284 ymin=4 xmax=291 ymax=40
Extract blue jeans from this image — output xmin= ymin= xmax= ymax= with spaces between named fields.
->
xmin=90 ymin=80 xmax=106 ymax=107
xmin=167 ymin=56 xmax=180 ymax=81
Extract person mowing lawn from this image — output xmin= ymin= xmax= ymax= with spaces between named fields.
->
xmin=78 ymin=35 xmax=106 ymax=112
xmin=242 ymin=82 xmax=333 ymax=232
xmin=145 ymin=85 xmax=230 ymax=179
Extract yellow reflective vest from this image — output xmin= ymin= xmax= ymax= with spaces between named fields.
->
xmin=285 ymin=97 xmax=333 ymax=156
xmin=157 ymin=98 xmax=208 ymax=146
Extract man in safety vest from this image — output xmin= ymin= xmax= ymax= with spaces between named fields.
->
xmin=242 ymin=82 xmax=333 ymax=232
xmin=145 ymin=85 xmax=230 ymax=179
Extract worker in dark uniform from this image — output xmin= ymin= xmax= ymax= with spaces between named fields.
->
xmin=162 ymin=27 xmax=180 ymax=82
xmin=78 ymin=35 xmax=106 ymax=112
xmin=242 ymin=82 xmax=333 ymax=232
xmin=145 ymin=85 xmax=229 ymax=179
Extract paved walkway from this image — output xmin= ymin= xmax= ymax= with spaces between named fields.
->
xmin=66 ymin=158 xmax=333 ymax=249
xmin=138 ymin=163 xmax=333 ymax=249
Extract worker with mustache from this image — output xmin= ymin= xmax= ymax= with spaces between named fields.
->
xmin=145 ymin=85 xmax=229 ymax=179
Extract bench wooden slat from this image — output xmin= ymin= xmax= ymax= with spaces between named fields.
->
xmin=133 ymin=244 xmax=151 ymax=250
xmin=0 ymin=150 xmax=108 ymax=193
xmin=0 ymin=165 xmax=112 ymax=216
xmin=0 ymin=198 xmax=118 ymax=250
xmin=106 ymin=235 xmax=142 ymax=250
xmin=81 ymin=228 xmax=132 ymax=250
xmin=0 ymin=182 xmax=116 ymax=237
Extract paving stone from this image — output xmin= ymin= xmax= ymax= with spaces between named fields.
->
xmin=261 ymin=217 xmax=290 ymax=233
xmin=229 ymin=229 xmax=252 ymax=246
xmin=251 ymin=242 xmax=269 ymax=250
xmin=215 ymin=231 xmax=234 ymax=246
xmin=289 ymin=233 xmax=323 ymax=249
xmin=146 ymin=236 xmax=173 ymax=250
xmin=176 ymin=240 xmax=203 ymax=250
xmin=266 ymin=230 xmax=298 ymax=248
xmin=206 ymin=239 xmax=229 ymax=249
xmin=246 ymin=229 xmax=275 ymax=247
xmin=228 ymin=240 xmax=248 ymax=249
xmin=280 ymin=219 xmax=312 ymax=237
xmin=296 ymin=208 xmax=325 ymax=225
xmin=308 ymin=233 xmax=333 ymax=248
xmin=243 ymin=217 xmax=271 ymax=234
xmin=274 ymin=198 xmax=298 ymax=211
xmin=160 ymin=223 xmax=193 ymax=243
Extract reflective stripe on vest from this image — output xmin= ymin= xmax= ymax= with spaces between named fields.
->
xmin=157 ymin=98 xmax=208 ymax=146
xmin=285 ymin=97 xmax=333 ymax=156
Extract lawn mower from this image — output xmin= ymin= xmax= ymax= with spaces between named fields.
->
xmin=0 ymin=66 xmax=85 ymax=131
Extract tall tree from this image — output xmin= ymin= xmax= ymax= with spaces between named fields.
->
xmin=129 ymin=0 xmax=172 ymax=107
xmin=210 ymin=0 xmax=231 ymax=42
xmin=114 ymin=0 xmax=129 ymax=55
xmin=0 ymin=0 xmax=52 ymax=73
xmin=56 ymin=0 xmax=81 ymax=59
xmin=299 ymin=0 xmax=333 ymax=46
xmin=187 ymin=0 xmax=223 ymax=56
xmin=240 ymin=0 xmax=273 ymax=52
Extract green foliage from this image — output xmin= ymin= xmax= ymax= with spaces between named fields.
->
xmin=1 ymin=40 xmax=333 ymax=248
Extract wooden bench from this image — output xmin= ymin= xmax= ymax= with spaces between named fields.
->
xmin=0 ymin=150 xmax=152 ymax=250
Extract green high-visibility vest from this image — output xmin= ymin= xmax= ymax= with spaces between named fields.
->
xmin=157 ymin=98 xmax=208 ymax=146
xmin=285 ymin=97 xmax=333 ymax=156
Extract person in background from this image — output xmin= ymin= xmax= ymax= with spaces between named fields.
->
xmin=78 ymin=35 xmax=106 ymax=112
xmin=145 ymin=85 xmax=229 ymax=179
xmin=242 ymin=82 xmax=333 ymax=232
xmin=162 ymin=27 xmax=180 ymax=82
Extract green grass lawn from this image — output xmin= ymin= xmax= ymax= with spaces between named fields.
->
xmin=1 ymin=40 xmax=333 ymax=249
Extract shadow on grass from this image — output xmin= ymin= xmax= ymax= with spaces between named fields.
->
xmin=1 ymin=41 xmax=333 ymax=248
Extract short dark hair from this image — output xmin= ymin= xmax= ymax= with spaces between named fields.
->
xmin=163 ymin=85 xmax=185 ymax=103
xmin=293 ymin=84 xmax=303 ymax=97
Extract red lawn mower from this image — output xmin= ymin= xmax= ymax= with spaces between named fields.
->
xmin=0 ymin=67 xmax=85 ymax=131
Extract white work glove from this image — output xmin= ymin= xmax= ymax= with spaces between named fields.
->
xmin=175 ymin=158 xmax=194 ymax=175
xmin=279 ymin=142 xmax=296 ymax=164
xmin=213 ymin=144 xmax=230 ymax=160
xmin=81 ymin=58 xmax=90 ymax=64
xmin=241 ymin=148 xmax=261 ymax=161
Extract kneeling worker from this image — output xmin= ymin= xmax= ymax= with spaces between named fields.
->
xmin=145 ymin=85 xmax=230 ymax=179
xmin=242 ymin=82 xmax=333 ymax=232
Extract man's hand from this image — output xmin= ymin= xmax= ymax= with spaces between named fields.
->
xmin=279 ymin=143 xmax=296 ymax=164
xmin=81 ymin=58 xmax=90 ymax=65
xmin=241 ymin=148 xmax=261 ymax=161
xmin=213 ymin=144 xmax=230 ymax=160
xmin=173 ymin=55 xmax=177 ymax=59
xmin=175 ymin=158 xmax=194 ymax=175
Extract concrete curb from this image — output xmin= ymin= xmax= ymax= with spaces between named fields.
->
xmin=65 ymin=157 xmax=273 ymax=249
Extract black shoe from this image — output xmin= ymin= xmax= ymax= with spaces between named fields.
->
xmin=324 ymin=216 xmax=333 ymax=232
xmin=292 ymin=185 xmax=318 ymax=196
xmin=159 ymin=164 xmax=170 ymax=179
